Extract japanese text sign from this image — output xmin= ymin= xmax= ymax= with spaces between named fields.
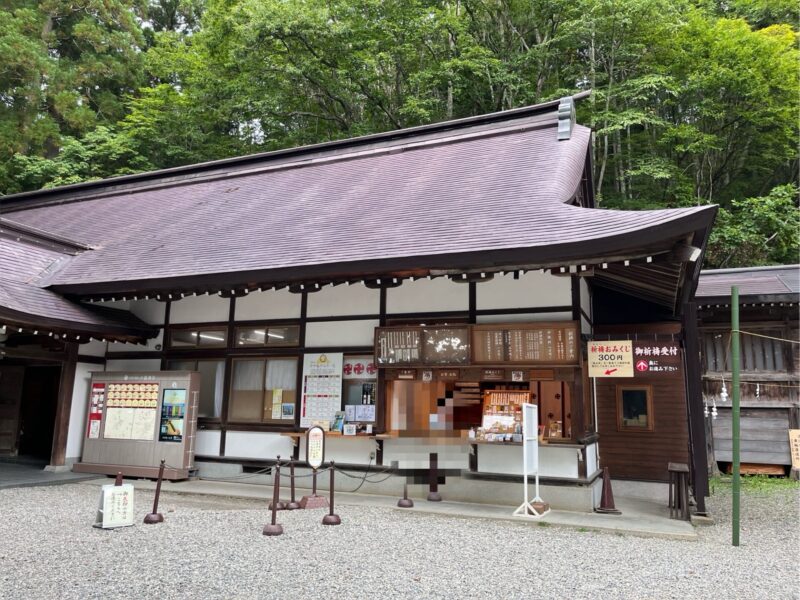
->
xmin=588 ymin=341 xmax=633 ymax=377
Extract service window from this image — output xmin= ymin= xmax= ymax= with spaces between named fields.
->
xmin=342 ymin=355 xmax=377 ymax=423
xmin=229 ymin=357 xmax=298 ymax=424
xmin=616 ymin=385 xmax=654 ymax=432
xmin=167 ymin=359 xmax=225 ymax=419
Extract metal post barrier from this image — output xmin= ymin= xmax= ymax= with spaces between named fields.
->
xmin=144 ymin=459 xmax=166 ymax=524
xmin=114 ymin=471 xmax=123 ymax=486
xmin=263 ymin=458 xmax=283 ymax=536
xmin=268 ymin=455 xmax=287 ymax=511
xmin=427 ymin=453 xmax=442 ymax=502
xmin=322 ymin=462 xmax=341 ymax=525
xmin=397 ymin=481 xmax=414 ymax=508
xmin=286 ymin=460 xmax=301 ymax=510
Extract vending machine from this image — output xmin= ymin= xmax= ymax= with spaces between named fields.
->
xmin=74 ymin=371 xmax=200 ymax=480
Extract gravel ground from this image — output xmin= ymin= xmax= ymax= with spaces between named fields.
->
xmin=0 ymin=483 xmax=797 ymax=600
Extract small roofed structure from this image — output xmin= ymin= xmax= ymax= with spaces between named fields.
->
xmin=696 ymin=265 xmax=799 ymax=476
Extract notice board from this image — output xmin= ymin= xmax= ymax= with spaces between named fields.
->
xmin=75 ymin=371 xmax=200 ymax=480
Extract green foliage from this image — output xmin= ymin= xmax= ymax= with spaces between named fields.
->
xmin=706 ymin=184 xmax=800 ymax=269
xmin=710 ymin=473 xmax=800 ymax=496
xmin=0 ymin=0 xmax=797 ymax=272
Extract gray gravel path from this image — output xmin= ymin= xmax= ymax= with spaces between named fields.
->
xmin=0 ymin=483 xmax=797 ymax=599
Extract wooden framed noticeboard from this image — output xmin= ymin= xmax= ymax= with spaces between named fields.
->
xmin=472 ymin=322 xmax=579 ymax=365
xmin=375 ymin=322 xmax=580 ymax=368
xmin=74 ymin=371 xmax=200 ymax=480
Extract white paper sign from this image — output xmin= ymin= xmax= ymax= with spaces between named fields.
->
xmin=94 ymin=484 xmax=135 ymax=529
xmin=355 ymin=404 xmax=376 ymax=422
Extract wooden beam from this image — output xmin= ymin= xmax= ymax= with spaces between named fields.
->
xmin=682 ymin=302 xmax=709 ymax=514
xmin=49 ymin=342 xmax=78 ymax=467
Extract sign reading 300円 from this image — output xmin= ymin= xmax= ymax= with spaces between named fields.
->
xmin=588 ymin=341 xmax=634 ymax=378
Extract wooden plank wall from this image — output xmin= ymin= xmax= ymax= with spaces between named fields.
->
xmin=711 ymin=407 xmax=791 ymax=466
xmin=596 ymin=375 xmax=689 ymax=481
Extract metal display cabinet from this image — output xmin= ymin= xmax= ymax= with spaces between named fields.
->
xmin=73 ymin=371 xmax=200 ymax=480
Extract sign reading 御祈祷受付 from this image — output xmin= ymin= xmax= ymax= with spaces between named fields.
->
xmin=588 ymin=341 xmax=633 ymax=377
xmin=590 ymin=340 xmax=682 ymax=378
xmin=631 ymin=341 xmax=681 ymax=376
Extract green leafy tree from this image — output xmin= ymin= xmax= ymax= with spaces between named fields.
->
xmin=706 ymin=185 xmax=800 ymax=268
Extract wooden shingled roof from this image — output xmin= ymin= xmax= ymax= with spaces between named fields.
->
xmin=0 ymin=94 xmax=717 ymax=336
xmin=0 ymin=219 xmax=157 ymax=342
xmin=697 ymin=265 xmax=799 ymax=303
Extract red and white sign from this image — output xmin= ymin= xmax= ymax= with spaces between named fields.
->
xmin=342 ymin=356 xmax=377 ymax=380
xmin=87 ymin=383 xmax=105 ymax=438
xmin=636 ymin=360 xmax=649 ymax=372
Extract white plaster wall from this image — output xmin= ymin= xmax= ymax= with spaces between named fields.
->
xmin=305 ymin=319 xmax=379 ymax=347
xmin=170 ymin=294 xmax=229 ymax=324
xmin=65 ymin=362 xmax=104 ymax=463
xmin=107 ymin=329 xmax=163 ymax=353
xmin=105 ymin=358 xmax=162 ymax=372
xmin=131 ymin=299 xmax=166 ymax=325
xmin=477 ymin=444 xmax=579 ymax=478
xmin=476 ymin=312 xmax=573 ymax=324
xmin=235 ymin=289 xmax=301 ymax=321
xmin=580 ymin=279 xmax=591 ymax=316
xmin=195 ymin=430 xmax=222 ymax=457
xmin=224 ymin=431 xmax=293 ymax=459
xmin=476 ymin=271 xmax=571 ymax=310
xmin=80 ymin=340 xmax=108 ymax=357
xmin=298 ymin=437 xmax=377 ymax=465
xmin=307 ymin=285 xmax=379 ymax=317
xmin=381 ymin=438 xmax=470 ymax=470
xmin=96 ymin=299 xmax=165 ymax=325
xmin=581 ymin=315 xmax=592 ymax=335
xmin=387 ymin=278 xmax=468 ymax=314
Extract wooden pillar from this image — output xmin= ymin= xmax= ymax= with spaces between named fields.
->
xmin=49 ymin=342 xmax=78 ymax=468
xmin=682 ymin=302 xmax=708 ymax=514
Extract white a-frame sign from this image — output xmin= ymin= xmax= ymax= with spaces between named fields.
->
xmin=513 ymin=403 xmax=550 ymax=519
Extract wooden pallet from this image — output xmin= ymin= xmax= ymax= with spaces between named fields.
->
xmin=726 ymin=463 xmax=786 ymax=476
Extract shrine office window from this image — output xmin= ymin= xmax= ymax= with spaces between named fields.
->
xmin=228 ymin=357 xmax=298 ymax=424
xmin=616 ymin=385 xmax=654 ymax=432
xmin=167 ymin=359 xmax=224 ymax=419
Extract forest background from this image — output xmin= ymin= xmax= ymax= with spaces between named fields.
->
xmin=0 ymin=0 xmax=797 ymax=268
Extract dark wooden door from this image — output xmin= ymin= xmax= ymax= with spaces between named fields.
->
xmin=0 ymin=366 xmax=25 ymax=454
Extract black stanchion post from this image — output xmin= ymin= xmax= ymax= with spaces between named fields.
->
xmin=427 ymin=452 xmax=442 ymax=502
xmin=269 ymin=455 xmax=287 ymax=511
xmin=144 ymin=459 xmax=166 ymax=524
xmin=397 ymin=480 xmax=414 ymax=508
xmin=322 ymin=462 xmax=341 ymax=525
xmin=286 ymin=460 xmax=300 ymax=510
xmin=263 ymin=458 xmax=284 ymax=536
xmin=114 ymin=471 xmax=123 ymax=486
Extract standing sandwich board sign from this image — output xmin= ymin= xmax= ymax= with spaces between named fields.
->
xmin=93 ymin=483 xmax=135 ymax=529
xmin=306 ymin=425 xmax=326 ymax=469
xmin=512 ymin=403 xmax=550 ymax=519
